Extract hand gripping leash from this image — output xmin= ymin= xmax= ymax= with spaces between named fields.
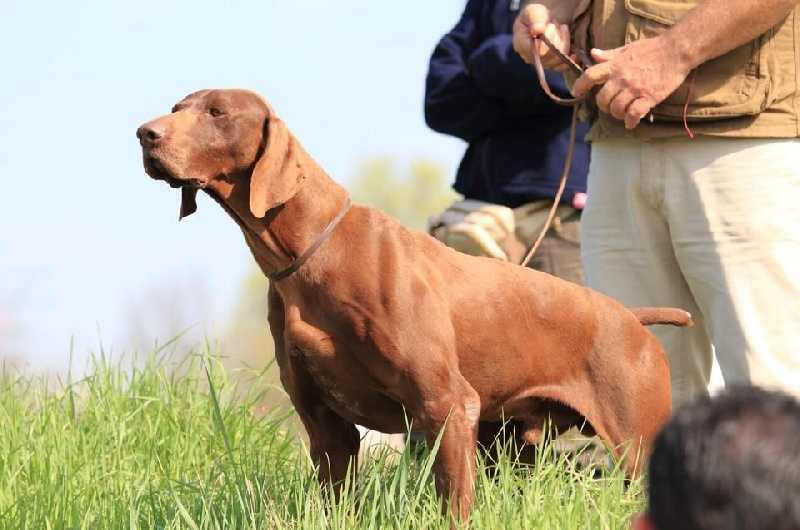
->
xmin=520 ymin=34 xmax=590 ymax=267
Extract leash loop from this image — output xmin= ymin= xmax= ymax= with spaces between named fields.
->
xmin=520 ymin=35 xmax=588 ymax=268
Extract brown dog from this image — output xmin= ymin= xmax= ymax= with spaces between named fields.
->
xmin=137 ymin=89 xmax=689 ymax=521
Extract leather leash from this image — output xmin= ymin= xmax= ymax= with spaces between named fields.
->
xmin=267 ymin=196 xmax=352 ymax=282
xmin=520 ymin=35 xmax=590 ymax=268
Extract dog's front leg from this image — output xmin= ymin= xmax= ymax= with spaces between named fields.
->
xmin=303 ymin=403 xmax=360 ymax=493
xmin=410 ymin=371 xmax=481 ymax=523
xmin=268 ymin=286 xmax=359 ymax=496
xmin=277 ymin=357 xmax=360 ymax=498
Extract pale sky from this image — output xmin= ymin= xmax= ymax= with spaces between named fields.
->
xmin=0 ymin=1 xmax=467 ymax=370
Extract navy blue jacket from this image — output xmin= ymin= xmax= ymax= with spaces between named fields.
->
xmin=425 ymin=0 xmax=589 ymax=208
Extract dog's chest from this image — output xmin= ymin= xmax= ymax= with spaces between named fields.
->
xmin=289 ymin=344 xmax=406 ymax=432
xmin=283 ymin=314 xmax=407 ymax=431
xmin=290 ymin=345 xmax=370 ymax=418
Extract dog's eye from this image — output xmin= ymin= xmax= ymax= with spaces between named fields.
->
xmin=209 ymin=107 xmax=225 ymax=118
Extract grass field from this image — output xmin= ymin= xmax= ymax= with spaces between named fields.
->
xmin=0 ymin=345 xmax=644 ymax=529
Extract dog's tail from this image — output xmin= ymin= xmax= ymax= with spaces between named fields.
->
xmin=631 ymin=307 xmax=694 ymax=327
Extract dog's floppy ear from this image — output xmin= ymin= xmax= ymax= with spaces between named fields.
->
xmin=249 ymin=109 xmax=303 ymax=218
xmin=179 ymin=187 xmax=198 ymax=220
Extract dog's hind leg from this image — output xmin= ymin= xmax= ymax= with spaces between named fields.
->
xmin=587 ymin=338 xmax=672 ymax=478
xmin=620 ymin=337 xmax=673 ymax=477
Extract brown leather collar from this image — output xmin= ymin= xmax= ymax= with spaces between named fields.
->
xmin=268 ymin=196 xmax=352 ymax=282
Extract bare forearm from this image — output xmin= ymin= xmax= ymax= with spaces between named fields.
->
xmin=668 ymin=0 xmax=799 ymax=70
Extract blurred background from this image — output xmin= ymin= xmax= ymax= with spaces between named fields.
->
xmin=0 ymin=1 xmax=466 ymax=374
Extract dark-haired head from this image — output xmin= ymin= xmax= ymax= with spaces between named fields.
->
xmin=633 ymin=385 xmax=800 ymax=530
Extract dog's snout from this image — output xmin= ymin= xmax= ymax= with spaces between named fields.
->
xmin=136 ymin=123 xmax=165 ymax=147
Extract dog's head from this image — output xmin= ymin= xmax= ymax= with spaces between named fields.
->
xmin=136 ymin=89 xmax=301 ymax=220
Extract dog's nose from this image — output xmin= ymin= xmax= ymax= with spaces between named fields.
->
xmin=136 ymin=123 xmax=164 ymax=147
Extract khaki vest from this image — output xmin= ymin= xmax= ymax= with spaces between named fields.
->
xmin=567 ymin=0 xmax=800 ymax=139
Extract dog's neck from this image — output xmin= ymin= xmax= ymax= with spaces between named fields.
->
xmin=203 ymin=144 xmax=348 ymax=281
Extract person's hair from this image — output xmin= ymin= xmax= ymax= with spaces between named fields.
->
xmin=648 ymin=385 xmax=800 ymax=530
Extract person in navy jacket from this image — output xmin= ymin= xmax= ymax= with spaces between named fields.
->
xmin=425 ymin=0 xmax=589 ymax=284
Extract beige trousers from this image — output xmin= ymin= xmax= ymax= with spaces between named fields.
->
xmin=582 ymin=137 xmax=800 ymax=407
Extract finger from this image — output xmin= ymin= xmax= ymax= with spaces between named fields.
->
xmin=540 ymin=23 xmax=562 ymax=56
xmin=590 ymin=47 xmax=621 ymax=64
xmin=595 ymin=81 xmax=621 ymax=114
xmin=609 ymin=89 xmax=637 ymax=120
xmin=545 ymin=24 xmax=571 ymax=57
xmin=559 ymin=24 xmax=571 ymax=56
xmin=625 ymin=98 xmax=653 ymax=129
xmin=572 ymin=63 xmax=612 ymax=98
xmin=524 ymin=3 xmax=552 ymax=36
xmin=512 ymin=16 xmax=537 ymax=64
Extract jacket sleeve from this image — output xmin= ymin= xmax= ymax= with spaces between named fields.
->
xmin=424 ymin=0 xmax=509 ymax=142
xmin=466 ymin=34 xmax=571 ymax=105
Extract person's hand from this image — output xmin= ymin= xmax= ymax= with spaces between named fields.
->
xmin=513 ymin=4 xmax=572 ymax=72
xmin=571 ymin=35 xmax=692 ymax=129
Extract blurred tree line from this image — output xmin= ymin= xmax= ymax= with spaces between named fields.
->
xmin=0 ymin=290 xmax=26 ymax=371
xmin=348 ymin=158 xmax=458 ymax=230
xmin=0 ymin=308 xmax=21 ymax=371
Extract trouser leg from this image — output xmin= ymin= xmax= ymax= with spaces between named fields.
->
xmin=664 ymin=138 xmax=800 ymax=398
xmin=521 ymin=208 xmax=584 ymax=285
xmin=582 ymin=139 xmax=713 ymax=407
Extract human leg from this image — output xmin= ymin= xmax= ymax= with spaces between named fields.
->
xmin=582 ymin=139 xmax=714 ymax=407
xmin=663 ymin=137 xmax=800 ymax=398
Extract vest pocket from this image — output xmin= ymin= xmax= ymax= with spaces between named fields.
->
xmin=624 ymin=0 xmax=772 ymax=121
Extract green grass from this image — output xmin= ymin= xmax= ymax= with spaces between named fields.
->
xmin=0 ymin=346 xmax=644 ymax=529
